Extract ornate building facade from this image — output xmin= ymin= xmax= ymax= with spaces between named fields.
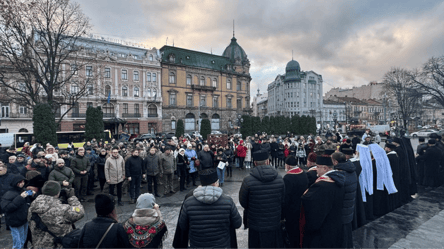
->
xmin=160 ymin=36 xmax=252 ymax=133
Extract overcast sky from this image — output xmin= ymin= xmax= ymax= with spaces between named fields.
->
xmin=74 ymin=0 xmax=444 ymax=97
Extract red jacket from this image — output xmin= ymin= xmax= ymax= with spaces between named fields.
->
xmin=284 ymin=145 xmax=289 ymax=158
xmin=236 ymin=145 xmax=247 ymax=158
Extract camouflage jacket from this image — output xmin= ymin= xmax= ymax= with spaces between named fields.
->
xmin=28 ymin=195 xmax=85 ymax=248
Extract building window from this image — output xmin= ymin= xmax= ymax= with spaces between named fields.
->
xmin=72 ymin=102 xmax=79 ymax=115
xmin=187 ymin=75 xmax=192 ymax=85
xmin=153 ymin=89 xmax=157 ymax=98
xmin=105 ymin=68 xmax=111 ymax=78
xmin=186 ymin=94 xmax=193 ymax=107
xmin=134 ymin=87 xmax=139 ymax=97
xmin=133 ymin=71 xmax=139 ymax=81
xmin=152 ymin=73 xmax=156 ymax=83
xmin=237 ymin=98 xmax=242 ymax=109
xmin=171 ymin=120 xmax=176 ymax=130
xmin=123 ymin=103 xmax=128 ymax=114
xmin=148 ymin=104 xmax=157 ymax=117
xmin=200 ymin=76 xmax=205 ymax=86
xmin=19 ymin=106 xmax=27 ymax=114
xmin=169 ymin=92 xmax=176 ymax=106
xmin=134 ymin=104 xmax=139 ymax=114
xmin=86 ymin=66 xmax=93 ymax=77
xmin=87 ymin=102 xmax=93 ymax=108
xmin=147 ymin=89 xmax=151 ymax=97
xmin=213 ymin=96 xmax=218 ymax=108
xmin=227 ymin=79 xmax=231 ymax=90
xmin=105 ymin=85 xmax=111 ymax=96
xmin=147 ymin=73 xmax=151 ymax=82
xmin=71 ymin=83 xmax=79 ymax=94
xmin=169 ymin=72 xmax=176 ymax=84
xmin=149 ymin=54 xmax=154 ymax=61
xmin=103 ymin=103 xmax=114 ymax=117
xmin=73 ymin=123 xmax=85 ymax=131
xmin=212 ymin=78 xmax=217 ymax=88
xmin=227 ymin=97 xmax=232 ymax=108
xmin=121 ymin=70 xmax=128 ymax=80
xmin=71 ymin=64 xmax=78 ymax=75
xmin=87 ymin=84 xmax=93 ymax=95
xmin=200 ymin=95 xmax=206 ymax=107
xmin=126 ymin=123 xmax=139 ymax=134
xmin=122 ymin=86 xmax=128 ymax=97
xmin=237 ymin=81 xmax=241 ymax=91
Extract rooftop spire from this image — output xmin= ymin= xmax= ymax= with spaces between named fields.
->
xmin=233 ymin=19 xmax=235 ymax=37
xmin=292 ymin=50 xmax=293 ymax=60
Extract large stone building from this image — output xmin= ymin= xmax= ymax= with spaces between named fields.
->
xmin=267 ymin=59 xmax=323 ymax=120
xmin=251 ymin=89 xmax=268 ymax=118
xmin=159 ymin=36 xmax=251 ymax=133
xmin=325 ymin=81 xmax=385 ymax=101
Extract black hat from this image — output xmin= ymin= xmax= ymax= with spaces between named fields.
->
xmin=346 ymin=139 xmax=351 ymax=143
xmin=285 ymin=156 xmax=298 ymax=166
xmin=199 ymin=169 xmax=219 ymax=186
xmin=59 ymin=150 xmax=68 ymax=155
xmin=419 ymin=137 xmax=425 ymax=142
xmin=342 ymin=148 xmax=354 ymax=155
xmin=95 ymin=194 xmax=115 ymax=216
xmin=429 ymin=133 xmax=440 ymax=139
xmin=252 ymin=150 xmax=269 ymax=161
xmin=393 ymin=137 xmax=402 ymax=144
xmin=16 ymin=153 xmax=25 ymax=158
xmin=385 ymin=142 xmax=397 ymax=150
xmin=324 ymin=149 xmax=336 ymax=156
xmin=316 ymin=149 xmax=334 ymax=166
xmin=428 ymin=139 xmax=436 ymax=145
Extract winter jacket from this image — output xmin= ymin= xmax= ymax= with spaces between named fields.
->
xmin=179 ymin=186 xmax=242 ymax=248
xmin=197 ymin=150 xmax=214 ymax=170
xmin=48 ymin=165 xmax=75 ymax=188
xmin=125 ymin=155 xmax=145 ymax=178
xmin=185 ymin=149 xmax=198 ymax=173
xmin=144 ymin=153 xmax=162 ymax=176
xmin=95 ymin=154 xmax=107 ymax=180
xmin=236 ymin=145 xmax=247 ymax=158
xmin=261 ymin=142 xmax=271 ymax=154
xmin=334 ymin=161 xmax=357 ymax=224
xmin=245 ymin=143 xmax=252 ymax=162
xmin=0 ymin=171 xmax=15 ymax=199
xmin=28 ymin=195 xmax=85 ymax=248
xmin=0 ymin=174 xmax=30 ymax=227
xmin=70 ymin=154 xmax=91 ymax=176
xmin=239 ymin=165 xmax=285 ymax=231
xmin=176 ymin=154 xmax=189 ymax=170
xmin=223 ymin=149 xmax=234 ymax=165
xmin=160 ymin=153 xmax=176 ymax=174
xmin=270 ymin=142 xmax=279 ymax=157
xmin=79 ymin=217 xmax=131 ymax=248
xmin=105 ymin=155 xmax=125 ymax=184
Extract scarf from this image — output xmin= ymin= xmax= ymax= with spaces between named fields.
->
xmin=357 ymin=144 xmax=373 ymax=202
xmin=124 ymin=210 xmax=167 ymax=248
xmin=369 ymin=144 xmax=397 ymax=194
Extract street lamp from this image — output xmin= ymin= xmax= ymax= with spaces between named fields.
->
xmin=237 ymin=114 xmax=243 ymax=133
xmin=333 ymin=110 xmax=338 ymax=132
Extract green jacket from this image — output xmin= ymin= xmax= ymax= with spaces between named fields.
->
xmin=48 ymin=166 xmax=75 ymax=188
xmin=70 ymin=154 xmax=91 ymax=176
xmin=160 ymin=153 xmax=176 ymax=174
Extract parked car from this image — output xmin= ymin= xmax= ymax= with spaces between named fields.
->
xmin=410 ymin=129 xmax=437 ymax=138
xmin=436 ymin=129 xmax=444 ymax=137
xmin=211 ymin=131 xmax=223 ymax=135
xmin=134 ymin=133 xmax=156 ymax=143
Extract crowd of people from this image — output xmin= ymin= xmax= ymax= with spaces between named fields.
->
xmin=1 ymin=127 xmax=442 ymax=248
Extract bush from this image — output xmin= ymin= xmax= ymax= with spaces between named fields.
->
xmin=33 ymin=103 xmax=57 ymax=147
xmin=176 ymin=119 xmax=184 ymax=138
xmin=85 ymin=106 xmax=104 ymax=141
xmin=200 ymin=119 xmax=211 ymax=141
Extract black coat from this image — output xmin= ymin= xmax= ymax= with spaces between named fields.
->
xmin=0 ymin=174 xmax=29 ymax=228
xmin=252 ymin=143 xmax=261 ymax=154
xmin=351 ymin=160 xmax=367 ymax=230
xmin=270 ymin=142 xmax=279 ymax=157
xmin=223 ymin=149 xmax=234 ymax=164
xmin=125 ymin=155 xmax=145 ymax=178
xmin=306 ymin=168 xmax=318 ymax=187
xmin=79 ymin=217 xmax=131 ymax=248
xmin=395 ymin=146 xmax=410 ymax=203
xmin=239 ymin=165 xmax=285 ymax=232
xmin=0 ymin=172 xmax=16 ymax=198
xmin=418 ymin=145 xmax=442 ymax=187
xmin=95 ymin=154 xmax=107 ymax=180
xmin=335 ymin=161 xmax=357 ymax=224
xmin=261 ymin=143 xmax=271 ymax=154
xmin=197 ymin=150 xmax=214 ymax=170
xmin=387 ymin=152 xmax=400 ymax=210
xmin=301 ymin=171 xmax=345 ymax=248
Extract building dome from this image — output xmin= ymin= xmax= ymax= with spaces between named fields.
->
xmin=285 ymin=59 xmax=301 ymax=82
xmin=222 ymin=37 xmax=248 ymax=64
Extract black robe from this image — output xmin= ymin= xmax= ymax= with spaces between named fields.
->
xmin=416 ymin=143 xmax=428 ymax=185
xmin=387 ymin=151 xmax=400 ymax=210
xmin=351 ymin=160 xmax=367 ymax=230
xmin=395 ymin=146 xmax=411 ymax=204
xmin=306 ymin=167 xmax=318 ymax=187
xmin=402 ymin=137 xmax=418 ymax=195
xmin=282 ymin=168 xmax=308 ymax=248
xmin=300 ymin=171 xmax=345 ymax=248
xmin=372 ymin=158 xmax=390 ymax=217
xmin=417 ymin=145 xmax=442 ymax=187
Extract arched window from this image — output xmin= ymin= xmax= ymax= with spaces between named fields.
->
xmin=147 ymin=73 xmax=151 ymax=82
xmin=212 ymin=78 xmax=217 ymax=88
xmin=169 ymin=72 xmax=175 ymax=84
xmin=187 ymin=74 xmax=192 ymax=85
xmin=200 ymin=76 xmax=205 ymax=86
xmin=152 ymin=73 xmax=157 ymax=83
xmin=148 ymin=104 xmax=157 ymax=117
xmin=18 ymin=128 xmax=28 ymax=132
xmin=200 ymin=113 xmax=208 ymax=119
xmin=105 ymin=85 xmax=111 ymax=96
xmin=134 ymin=87 xmax=139 ymax=97
xmin=149 ymin=54 xmax=154 ymax=61
xmin=185 ymin=113 xmax=195 ymax=131
xmin=211 ymin=113 xmax=220 ymax=130
xmin=122 ymin=86 xmax=128 ymax=97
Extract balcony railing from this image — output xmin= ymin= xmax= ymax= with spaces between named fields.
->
xmin=191 ymin=85 xmax=216 ymax=91
xmin=103 ymin=113 xmax=116 ymax=118
xmin=122 ymin=113 xmax=141 ymax=118
xmin=70 ymin=113 xmax=86 ymax=118
xmin=147 ymin=113 xmax=158 ymax=117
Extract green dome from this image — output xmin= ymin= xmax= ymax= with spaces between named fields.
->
xmin=222 ymin=37 xmax=248 ymax=64
xmin=286 ymin=60 xmax=300 ymax=71
xmin=285 ymin=59 xmax=301 ymax=82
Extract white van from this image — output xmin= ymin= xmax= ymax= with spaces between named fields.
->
xmin=0 ymin=133 xmax=15 ymax=147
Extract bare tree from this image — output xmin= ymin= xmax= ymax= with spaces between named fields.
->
xmin=383 ymin=67 xmax=423 ymax=128
xmin=410 ymin=56 xmax=444 ymax=109
xmin=0 ymin=0 xmax=97 ymax=123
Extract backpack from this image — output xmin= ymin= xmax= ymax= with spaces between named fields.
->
xmin=31 ymin=212 xmax=83 ymax=248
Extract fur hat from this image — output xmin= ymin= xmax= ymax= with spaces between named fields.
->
xmin=199 ymin=169 xmax=219 ymax=186
xmin=316 ymin=149 xmax=335 ymax=166
xmin=42 ymin=180 xmax=61 ymax=196
xmin=285 ymin=156 xmax=298 ymax=166
xmin=95 ymin=194 xmax=115 ymax=216
xmin=428 ymin=139 xmax=436 ymax=145
xmin=385 ymin=142 xmax=397 ymax=150
xmin=252 ymin=150 xmax=268 ymax=161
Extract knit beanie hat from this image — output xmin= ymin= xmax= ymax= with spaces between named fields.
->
xmin=136 ymin=193 xmax=156 ymax=209
xmin=95 ymin=194 xmax=115 ymax=216
xmin=56 ymin=158 xmax=65 ymax=165
xmin=42 ymin=180 xmax=61 ymax=196
xmin=199 ymin=169 xmax=219 ymax=186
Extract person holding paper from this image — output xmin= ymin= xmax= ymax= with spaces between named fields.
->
xmin=215 ymin=147 xmax=227 ymax=187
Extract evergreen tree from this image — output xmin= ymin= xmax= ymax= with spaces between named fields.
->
xmin=240 ymin=115 xmax=251 ymax=138
xmin=285 ymin=116 xmax=291 ymax=134
xmin=301 ymin=115 xmax=308 ymax=135
xmin=261 ymin=116 xmax=270 ymax=134
xmin=291 ymin=115 xmax=300 ymax=134
xmin=176 ymin=119 xmax=185 ymax=138
xmin=85 ymin=106 xmax=104 ymax=141
xmin=252 ymin=116 xmax=261 ymax=134
xmin=269 ymin=116 xmax=276 ymax=134
xmin=33 ymin=103 xmax=57 ymax=147
xmin=200 ymin=119 xmax=211 ymax=141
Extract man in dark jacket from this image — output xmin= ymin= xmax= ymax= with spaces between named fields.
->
xmin=332 ymin=151 xmax=357 ymax=248
xmin=21 ymin=153 xmax=50 ymax=180
xmin=300 ymin=151 xmax=345 ymax=248
xmin=417 ymin=139 xmax=442 ymax=188
xmin=282 ymin=156 xmax=308 ymax=248
xmin=197 ymin=145 xmax=214 ymax=170
xmin=0 ymin=160 xmax=16 ymax=230
xmin=144 ymin=147 xmax=161 ymax=197
xmin=416 ymin=137 xmax=427 ymax=185
xmin=239 ymin=150 xmax=285 ymax=248
xmin=270 ymin=138 xmax=279 ymax=167
xmin=125 ymin=149 xmax=145 ymax=204
xmin=177 ymin=169 xmax=242 ymax=248
xmin=79 ymin=194 xmax=131 ymax=248
xmin=48 ymin=158 xmax=75 ymax=201
xmin=70 ymin=147 xmax=91 ymax=202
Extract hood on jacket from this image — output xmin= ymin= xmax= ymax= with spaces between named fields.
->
xmin=10 ymin=174 xmax=25 ymax=188
xmin=250 ymin=165 xmax=278 ymax=183
xmin=193 ymin=186 xmax=223 ymax=204
xmin=335 ymin=161 xmax=356 ymax=173
xmin=29 ymin=194 xmax=61 ymax=215
xmin=327 ymin=171 xmax=346 ymax=187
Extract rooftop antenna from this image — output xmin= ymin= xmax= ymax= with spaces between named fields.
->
xmin=292 ymin=50 xmax=293 ymax=60
xmin=233 ymin=19 xmax=235 ymax=37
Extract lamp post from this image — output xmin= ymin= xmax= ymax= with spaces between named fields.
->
xmin=237 ymin=114 xmax=243 ymax=134
xmin=333 ymin=110 xmax=338 ymax=132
